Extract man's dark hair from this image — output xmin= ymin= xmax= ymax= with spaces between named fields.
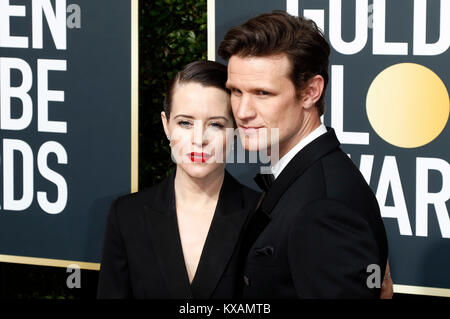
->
xmin=218 ymin=11 xmax=330 ymax=116
xmin=163 ymin=60 xmax=229 ymax=119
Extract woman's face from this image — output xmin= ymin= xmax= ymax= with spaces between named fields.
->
xmin=162 ymin=82 xmax=234 ymax=179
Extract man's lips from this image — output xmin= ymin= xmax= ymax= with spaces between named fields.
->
xmin=188 ymin=152 xmax=211 ymax=163
xmin=239 ymin=125 xmax=265 ymax=134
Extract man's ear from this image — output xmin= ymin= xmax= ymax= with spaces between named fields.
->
xmin=302 ymin=75 xmax=324 ymax=110
xmin=161 ymin=111 xmax=170 ymax=138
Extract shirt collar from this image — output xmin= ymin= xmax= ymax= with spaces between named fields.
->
xmin=271 ymin=123 xmax=327 ymax=179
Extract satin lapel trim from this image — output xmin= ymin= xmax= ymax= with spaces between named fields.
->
xmin=143 ymin=205 xmax=193 ymax=299
xmin=189 ymin=208 xmax=249 ymax=299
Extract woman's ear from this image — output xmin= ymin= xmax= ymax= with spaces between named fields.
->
xmin=302 ymin=75 xmax=324 ymax=110
xmin=161 ymin=111 xmax=170 ymax=139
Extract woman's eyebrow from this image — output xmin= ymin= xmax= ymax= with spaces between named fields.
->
xmin=173 ymin=115 xmax=229 ymax=122
xmin=208 ymin=116 xmax=229 ymax=122
xmin=173 ymin=114 xmax=194 ymax=119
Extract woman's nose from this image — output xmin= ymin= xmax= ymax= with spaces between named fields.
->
xmin=192 ymin=120 xmax=207 ymax=146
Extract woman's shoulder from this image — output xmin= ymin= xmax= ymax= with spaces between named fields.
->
xmin=240 ymin=182 xmax=261 ymax=203
xmin=224 ymin=170 xmax=261 ymax=207
xmin=111 ymin=173 xmax=174 ymax=215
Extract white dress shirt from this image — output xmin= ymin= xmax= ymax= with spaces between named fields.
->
xmin=271 ymin=124 xmax=328 ymax=179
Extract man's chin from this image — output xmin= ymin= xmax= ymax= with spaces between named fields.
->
xmin=241 ymin=138 xmax=270 ymax=152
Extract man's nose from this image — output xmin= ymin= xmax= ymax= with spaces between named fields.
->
xmin=234 ymin=94 xmax=256 ymax=121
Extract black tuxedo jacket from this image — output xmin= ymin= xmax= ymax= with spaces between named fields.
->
xmin=240 ymin=128 xmax=389 ymax=298
xmin=97 ymin=170 xmax=260 ymax=299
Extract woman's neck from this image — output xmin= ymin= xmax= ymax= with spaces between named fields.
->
xmin=174 ymin=167 xmax=225 ymax=211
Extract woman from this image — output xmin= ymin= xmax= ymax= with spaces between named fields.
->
xmin=97 ymin=61 xmax=260 ymax=298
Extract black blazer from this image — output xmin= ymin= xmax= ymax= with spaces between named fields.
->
xmin=97 ymin=169 xmax=260 ymax=299
xmin=239 ymin=128 xmax=389 ymax=298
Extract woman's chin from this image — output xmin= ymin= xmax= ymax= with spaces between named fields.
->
xmin=178 ymin=163 xmax=224 ymax=180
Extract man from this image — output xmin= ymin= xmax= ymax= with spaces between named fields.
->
xmin=218 ymin=11 xmax=390 ymax=298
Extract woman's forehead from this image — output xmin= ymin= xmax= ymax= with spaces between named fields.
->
xmin=171 ymin=82 xmax=232 ymax=119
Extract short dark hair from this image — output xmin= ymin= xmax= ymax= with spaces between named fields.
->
xmin=163 ymin=60 xmax=229 ymax=119
xmin=218 ymin=11 xmax=330 ymax=116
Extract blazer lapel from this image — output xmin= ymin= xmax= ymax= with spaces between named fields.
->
xmin=189 ymin=171 xmax=250 ymax=299
xmin=143 ymin=171 xmax=193 ymax=299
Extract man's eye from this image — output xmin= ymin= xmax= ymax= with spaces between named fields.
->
xmin=257 ymin=90 xmax=270 ymax=96
xmin=232 ymin=88 xmax=242 ymax=95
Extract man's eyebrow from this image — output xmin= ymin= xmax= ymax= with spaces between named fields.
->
xmin=225 ymin=81 xmax=235 ymax=89
xmin=251 ymin=87 xmax=273 ymax=92
xmin=226 ymin=81 xmax=273 ymax=92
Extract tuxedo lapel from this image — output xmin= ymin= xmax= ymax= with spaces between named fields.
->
xmin=189 ymin=171 xmax=250 ymax=299
xmin=143 ymin=171 xmax=193 ymax=299
xmin=237 ymin=128 xmax=341 ymax=284
xmin=260 ymin=127 xmax=341 ymax=215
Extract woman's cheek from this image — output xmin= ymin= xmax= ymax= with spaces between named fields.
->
xmin=169 ymin=131 xmax=192 ymax=164
xmin=210 ymin=130 xmax=232 ymax=163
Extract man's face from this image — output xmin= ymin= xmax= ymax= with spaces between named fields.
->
xmin=226 ymin=54 xmax=308 ymax=157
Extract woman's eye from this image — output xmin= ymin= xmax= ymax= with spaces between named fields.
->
xmin=210 ymin=122 xmax=224 ymax=129
xmin=178 ymin=120 xmax=192 ymax=127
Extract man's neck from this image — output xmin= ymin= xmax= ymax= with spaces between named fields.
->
xmin=270 ymin=122 xmax=327 ymax=179
xmin=271 ymin=116 xmax=322 ymax=166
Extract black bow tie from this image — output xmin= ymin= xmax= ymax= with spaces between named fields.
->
xmin=254 ymin=173 xmax=275 ymax=192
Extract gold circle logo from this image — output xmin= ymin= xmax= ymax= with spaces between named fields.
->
xmin=366 ymin=63 xmax=449 ymax=148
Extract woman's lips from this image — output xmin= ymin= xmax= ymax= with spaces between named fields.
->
xmin=188 ymin=152 xmax=211 ymax=163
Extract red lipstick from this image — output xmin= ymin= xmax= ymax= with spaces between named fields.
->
xmin=189 ymin=152 xmax=211 ymax=163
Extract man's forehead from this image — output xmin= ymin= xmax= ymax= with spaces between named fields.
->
xmin=227 ymin=54 xmax=291 ymax=86
xmin=228 ymin=54 xmax=290 ymax=73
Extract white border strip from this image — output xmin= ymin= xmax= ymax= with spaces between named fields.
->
xmin=0 ymin=254 xmax=100 ymax=271
xmin=394 ymin=284 xmax=450 ymax=298
xmin=207 ymin=0 xmax=215 ymax=61
xmin=131 ymin=0 xmax=139 ymax=193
